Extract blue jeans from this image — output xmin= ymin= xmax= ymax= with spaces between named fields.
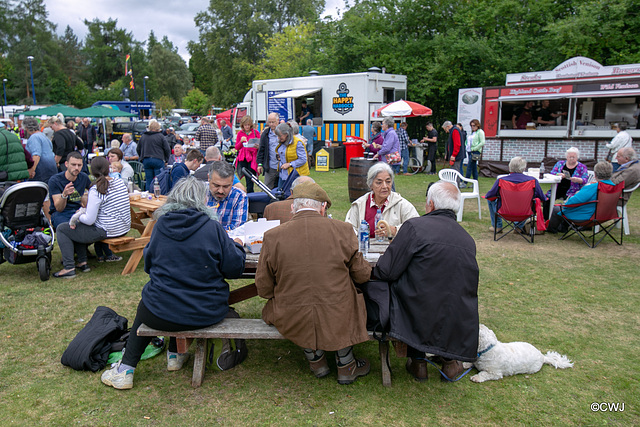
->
xmin=401 ymin=147 xmax=409 ymax=173
xmin=487 ymin=199 xmax=502 ymax=229
xmin=143 ymin=158 xmax=165 ymax=191
xmin=466 ymin=152 xmax=480 ymax=180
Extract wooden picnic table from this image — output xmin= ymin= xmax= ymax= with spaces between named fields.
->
xmin=104 ymin=195 xmax=166 ymax=276
xmin=229 ymin=240 xmax=389 ymax=304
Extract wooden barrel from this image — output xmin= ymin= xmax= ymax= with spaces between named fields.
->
xmin=348 ymin=158 xmax=376 ymax=202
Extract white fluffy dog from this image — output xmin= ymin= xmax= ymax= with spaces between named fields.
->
xmin=469 ymin=324 xmax=573 ymax=383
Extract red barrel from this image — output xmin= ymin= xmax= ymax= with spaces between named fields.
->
xmin=344 ymin=137 xmax=366 ymax=170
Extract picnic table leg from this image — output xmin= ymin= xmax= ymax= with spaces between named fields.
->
xmin=120 ymin=219 xmax=157 ymax=276
xmin=379 ymin=340 xmax=391 ymax=387
xmin=192 ymin=338 xmax=207 ymax=388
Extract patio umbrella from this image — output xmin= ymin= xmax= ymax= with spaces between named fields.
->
xmin=372 ymin=100 xmax=432 ymax=118
xmin=22 ymin=104 xmax=81 ymax=117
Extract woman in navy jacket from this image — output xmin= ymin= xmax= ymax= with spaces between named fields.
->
xmin=101 ymin=176 xmax=246 ymax=389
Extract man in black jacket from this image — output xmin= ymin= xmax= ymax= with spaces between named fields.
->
xmin=256 ymin=112 xmax=280 ymax=189
xmin=373 ymin=181 xmax=479 ymax=382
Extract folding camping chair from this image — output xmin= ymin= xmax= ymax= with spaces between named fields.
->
xmin=559 ymin=181 xmax=625 ymax=248
xmin=493 ymin=179 xmax=537 ymax=243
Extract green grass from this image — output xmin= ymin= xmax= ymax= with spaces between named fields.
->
xmin=1 ymin=166 xmax=638 ymax=425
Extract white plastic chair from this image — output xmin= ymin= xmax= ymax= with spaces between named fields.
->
xmin=619 ymin=182 xmax=639 ymax=235
xmin=438 ymin=169 xmax=481 ymax=222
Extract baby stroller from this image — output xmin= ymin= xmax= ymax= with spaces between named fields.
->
xmin=242 ymin=167 xmax=299 ymax=217
xmin=0 ymin=181 xmax=55 ymax=281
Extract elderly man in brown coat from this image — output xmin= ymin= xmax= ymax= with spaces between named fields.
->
xmin=256 ymin=181 xmax=372 ymax=384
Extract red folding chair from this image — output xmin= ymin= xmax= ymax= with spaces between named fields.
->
xmin=559 ymin=181 xmax=625 ymax=248
xmin=494 ymin=180 xmax=537 ymax=243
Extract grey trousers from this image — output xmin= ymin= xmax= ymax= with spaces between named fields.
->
xmin=57 ymin=222 xmax=107 ymax=269
xmin=264 ymin=168 xmax=278 ymax=190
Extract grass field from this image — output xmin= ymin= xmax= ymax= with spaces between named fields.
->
xmin=1 ymin=166 xmax=638 ymax=426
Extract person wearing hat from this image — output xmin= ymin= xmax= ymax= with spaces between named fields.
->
xmin=263 ymin=176 xmax=315 ymax=223
xmin=256 ymin=181 xmax=372 ymax=385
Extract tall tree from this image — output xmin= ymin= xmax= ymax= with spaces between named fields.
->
xmin=146 ymin=32 xmax=192 ymax=107
xmin=189 ymin=0 xmax=324 ymax=106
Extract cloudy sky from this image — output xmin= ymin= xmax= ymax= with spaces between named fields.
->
xmin=44 ymin=0 xmax=347 ymax=63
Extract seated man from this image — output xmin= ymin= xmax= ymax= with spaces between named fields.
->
xmin=194 ymin=146 xmax=245 ymax=192
xmin=547 ymin=161 xmax=614 ymax=234
xmin=170 ymin=148 xmax=203 ymax=187
xmin=611 ymin=147 xmax=640 ymax=201
xmin=373 ymin=181 xmax=479 ymax=382
xmin=48 ymin=151 xmax=91 ymax=229
xmin=207 ymin=160 xmax=248 ymax=231
xmin=256 ymin=181 xmax=372 ymax=384
xmin=263 ymin=176 xmax=315 ymax=223
xmin=485 ymin=156 xmax=547 ymax=233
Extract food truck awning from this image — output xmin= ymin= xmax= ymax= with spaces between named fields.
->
xmin=270 ymin=88 xmax=321 ymax=99
xmin=569 ymin=89 xmax=640 ymax=98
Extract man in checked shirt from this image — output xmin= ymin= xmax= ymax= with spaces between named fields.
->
xmin=195 ymin=117 xmax=218 ymax=153
xmin=206 ymin=160 xmax=248 ymax=231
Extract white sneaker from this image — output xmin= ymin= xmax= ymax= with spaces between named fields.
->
xmin=101 ymin=362 xmax=134 ymax=390
xmin=167 ymin=352 xmax=190 ymax=371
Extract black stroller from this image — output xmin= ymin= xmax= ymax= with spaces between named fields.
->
xmin=242 ymin=168 xmax=299 ymax=217
xmin=0 ymin=181 xmax=55 ymax=281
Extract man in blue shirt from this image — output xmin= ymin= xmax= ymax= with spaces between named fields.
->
xmin=120 ymin=133 xmax=138 ymax=161
xmin=301 ymin=119 xmax=316 ymax=163
xmin=207 ymin=160 xmax=248 ymax=231
xmin=48 ymin=151 xmax=91 ymax=229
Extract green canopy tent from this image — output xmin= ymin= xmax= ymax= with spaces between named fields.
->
xmin=22 ymin=104 xmax=81 ymax=117
xmin=76 ymin=106 xmax=137 ymax=145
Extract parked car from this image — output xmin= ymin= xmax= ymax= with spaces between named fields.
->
xmin=112 ymin=120 xmax=167 ymax=142
xmin=175 ymin=122 xmax=200 ymax=139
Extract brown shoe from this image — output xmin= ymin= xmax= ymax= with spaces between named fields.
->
xmin=337 ymin=357 xmax=370 ymax=385
xmin=406 ymin=357 xmax=428 ymax=382
xmin=309 ymin=354 xmax=330 ymax=378
xmin=441 ymin=360 xmax=465 ymax=381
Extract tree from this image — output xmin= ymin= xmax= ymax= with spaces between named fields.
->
xmin=154 ymin=95 xmax=176 ymax=118
xmin=190 ymin=0 xmax=325 ymax=105
xmin=182 ymin=88 xmax=210 ymax=116
xmin=251 ymin=23 xmax=317 ymax=80
xmin=147 ymin=34 xmax=192 ymax=107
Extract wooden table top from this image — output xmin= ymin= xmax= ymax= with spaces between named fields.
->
xmin=129 ymin=195 xmax=167 ymax=212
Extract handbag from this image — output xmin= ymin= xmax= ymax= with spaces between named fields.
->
xmin=470 ymin=152 xmax=482 ymax=162
xmin=385 ymin=151 xmax=402 ymax=165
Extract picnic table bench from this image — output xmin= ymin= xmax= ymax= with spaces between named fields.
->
xmin=137 ymin=318 xmax=398 ymax=388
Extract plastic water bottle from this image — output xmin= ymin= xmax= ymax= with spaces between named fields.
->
xmin=539 ymin=162 xmax=545 ymax=180
xmin=375 ymin=208 xmax=383 ymax=242
xmin=359 ymin=220 xmax=370 ymax=257
xmin=153 ymin=176 xmax=160 ymax=198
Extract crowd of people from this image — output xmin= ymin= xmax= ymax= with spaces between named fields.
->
xmin=1 ymin=110 xmax=638 ymax=392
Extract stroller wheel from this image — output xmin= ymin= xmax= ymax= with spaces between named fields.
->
xmin=37 ymin=256 xmax=50 ymax=282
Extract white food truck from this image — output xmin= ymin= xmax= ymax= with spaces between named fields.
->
xmin=233 ymin=69 xmax=407 ymax=143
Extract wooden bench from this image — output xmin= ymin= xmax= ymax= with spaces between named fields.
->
xmin=138 ymin=318 xmax=395 ymax=388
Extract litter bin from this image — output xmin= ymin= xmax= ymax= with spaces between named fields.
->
xmin=344 ymin=136 xmax=366 ymax=170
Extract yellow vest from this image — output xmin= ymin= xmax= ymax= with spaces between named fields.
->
xmin=279 ymin=135 xmax=310 ymax=176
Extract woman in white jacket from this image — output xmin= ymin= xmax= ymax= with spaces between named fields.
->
xmin=345 ymin=162 xmax=419 ymax=239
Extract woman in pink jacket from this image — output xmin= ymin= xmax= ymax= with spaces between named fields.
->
xmin=235 ymin=115 xmax=260 ymax=193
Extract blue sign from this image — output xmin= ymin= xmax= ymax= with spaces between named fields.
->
xmin=267 ymin=91 xmax=291 ymax=121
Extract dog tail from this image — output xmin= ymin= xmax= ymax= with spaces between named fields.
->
xmin=543 ymin=351 xmax=574 ymax=369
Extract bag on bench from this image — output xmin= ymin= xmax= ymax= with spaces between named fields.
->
xmin=206 ymin=307 xmax=248 ymax=371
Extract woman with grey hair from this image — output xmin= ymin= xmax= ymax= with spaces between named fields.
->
xmin=274 ymin=122 xmax=309 ymax=188
xmin=373 ymin=117 xmax=401 ymax=174
xmin=23 ymin=117 xmax=58 ymax=184
xmin=545 ymin=146 xmax=589 ymax=214
xmin=345 ymin=162 xmax=419 ymax=238
xmin=547 ymin=161 xmax=614 ymax=234
xmin=101 ymin=176 xmax=246 ymax=390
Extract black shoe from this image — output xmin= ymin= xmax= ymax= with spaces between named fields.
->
xmin=53 ymin=269 xmax=76 ymax=279
xmin=75 ymin=264 xmax=91 ymax=273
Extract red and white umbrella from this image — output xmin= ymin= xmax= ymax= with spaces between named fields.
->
xmin=372 ymin=100 xmax=432 ymax=118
